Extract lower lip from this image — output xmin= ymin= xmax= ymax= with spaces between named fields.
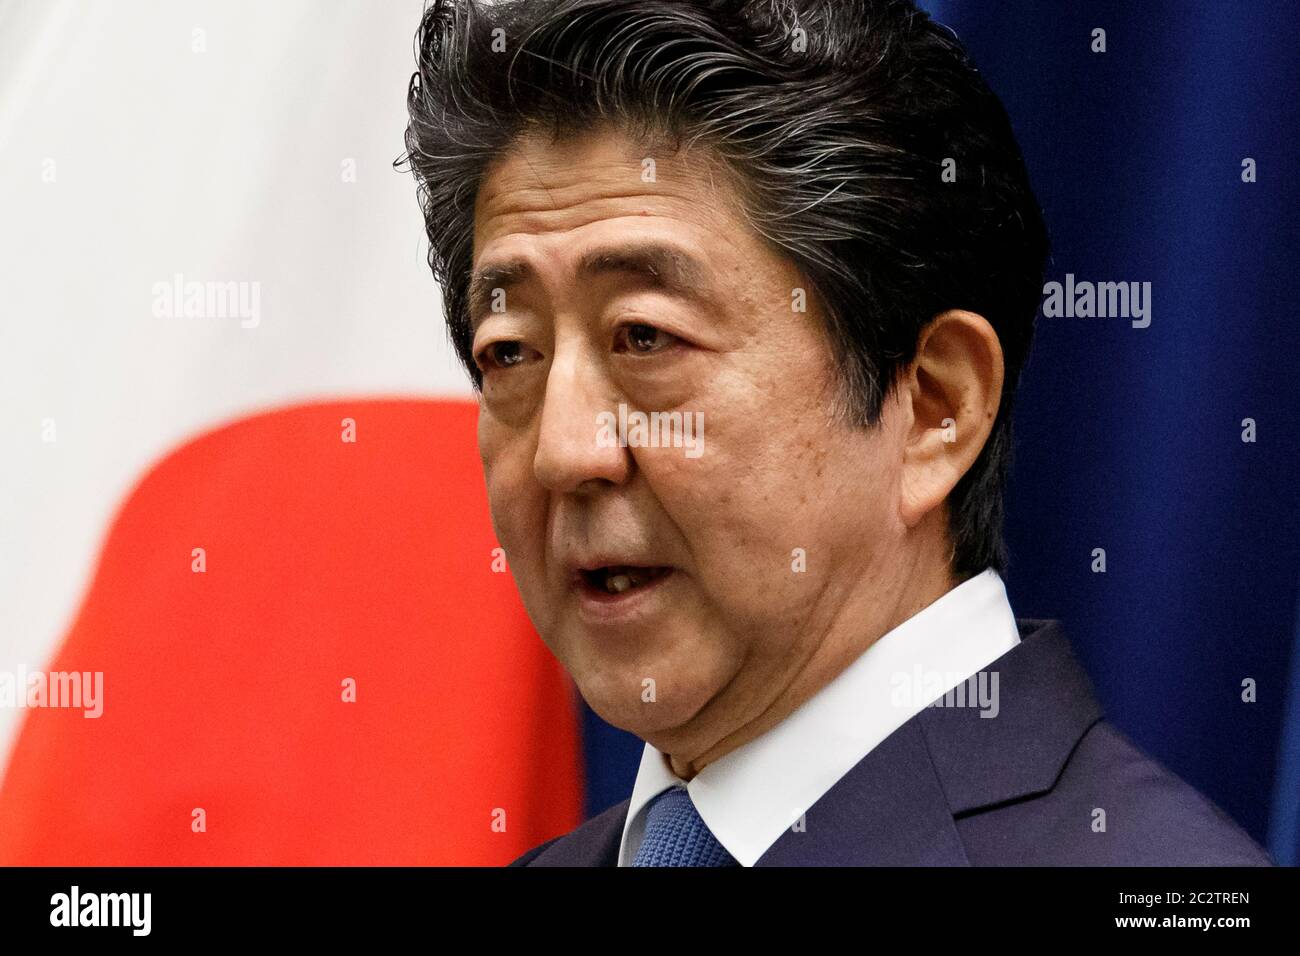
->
xmin=574 ymin=569 xmax=676 ymax=624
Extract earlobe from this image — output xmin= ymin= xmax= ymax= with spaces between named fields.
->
xmin=897 ymin=310 xmax=1004 ymax=528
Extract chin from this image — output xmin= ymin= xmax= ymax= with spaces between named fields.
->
xmin=576 ymin=665 xmax=717 ymax=739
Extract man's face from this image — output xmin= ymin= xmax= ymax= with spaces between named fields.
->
xmin=471 ymin=126 xmax=911 ymax=750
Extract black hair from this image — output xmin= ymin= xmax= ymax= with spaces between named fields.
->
xmin=397 ymin=0 xmax=1050 ymax=578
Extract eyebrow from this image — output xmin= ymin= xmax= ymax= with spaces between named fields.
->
xmin=467 ymin=241 xmax=709 ymax=329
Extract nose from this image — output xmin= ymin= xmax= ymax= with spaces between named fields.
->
xmin=533 ymin=343 xmax=631 ymax=494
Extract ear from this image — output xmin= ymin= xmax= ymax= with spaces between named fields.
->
xmin=897 ymin=309 xmax=1004 ymax=528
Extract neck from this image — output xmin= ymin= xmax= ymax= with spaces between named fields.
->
xmin=661 ymin=535 xmax=958 ymax=782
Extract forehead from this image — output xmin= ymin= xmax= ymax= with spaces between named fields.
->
xmin=477 ymin=125 xmax=733 ymax=219
xmin=471 ymin=125 xmax=752 ymax=274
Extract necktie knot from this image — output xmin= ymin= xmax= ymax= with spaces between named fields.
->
xmin=631 ymin=786 xmax=739 ymax=866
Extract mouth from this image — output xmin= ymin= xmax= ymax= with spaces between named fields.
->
xmin=574 ymin=564 xmax=674 ymax=599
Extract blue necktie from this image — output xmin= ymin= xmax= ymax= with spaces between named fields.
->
xmin=631 ymin=786 xmax=740 ymax=866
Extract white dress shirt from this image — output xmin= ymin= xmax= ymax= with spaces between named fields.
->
xmin=618 ymin=568 xmax=1022 ymax=866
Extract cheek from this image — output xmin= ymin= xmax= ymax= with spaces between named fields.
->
xmin=643 ymin=412 xmax=897 ymax=621
xmin=642 ymin=444 xmax=810 ymax=621
xmin=482 ymin=457 xmax=559 ymax=636
xmin=478 ymin=421 xmax=545 ymax=569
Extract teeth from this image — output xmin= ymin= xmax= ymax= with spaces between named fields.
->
xmin=589 ymin=565 xmax=666 ymax=594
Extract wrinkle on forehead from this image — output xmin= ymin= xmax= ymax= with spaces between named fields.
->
xmin=467 ymin=124 xmax=815 ymax=343
xmin=474 ymin=124 xmax=746 ymax=241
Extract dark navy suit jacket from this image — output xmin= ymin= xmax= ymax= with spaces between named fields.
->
xmin=510 ymin=619 xmax=1274 ymax=866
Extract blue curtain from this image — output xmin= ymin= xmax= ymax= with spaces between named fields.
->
xmin=582 ymin=0 xmax=1300 ymax=862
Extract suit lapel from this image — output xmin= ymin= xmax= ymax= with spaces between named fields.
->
xmin=756 ymin=717 xmax=971 ymax=865
xmin=917 ymin=618 xmax=1104 ymax=814
xmin=757 ymin=618 xmax=1103 ymax=865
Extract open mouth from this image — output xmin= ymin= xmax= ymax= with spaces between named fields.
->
xmin=578 ymin=565 xmax=673 ymax=596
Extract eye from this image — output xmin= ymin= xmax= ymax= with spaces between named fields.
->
xmin=474 ymin=340 xmax=532 ymax=372
xmin=614 ymin=323 xmax=679 ymax=355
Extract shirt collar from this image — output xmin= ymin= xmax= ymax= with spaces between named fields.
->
xmin=617 ymin=568 xmax=1021 ymax=866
